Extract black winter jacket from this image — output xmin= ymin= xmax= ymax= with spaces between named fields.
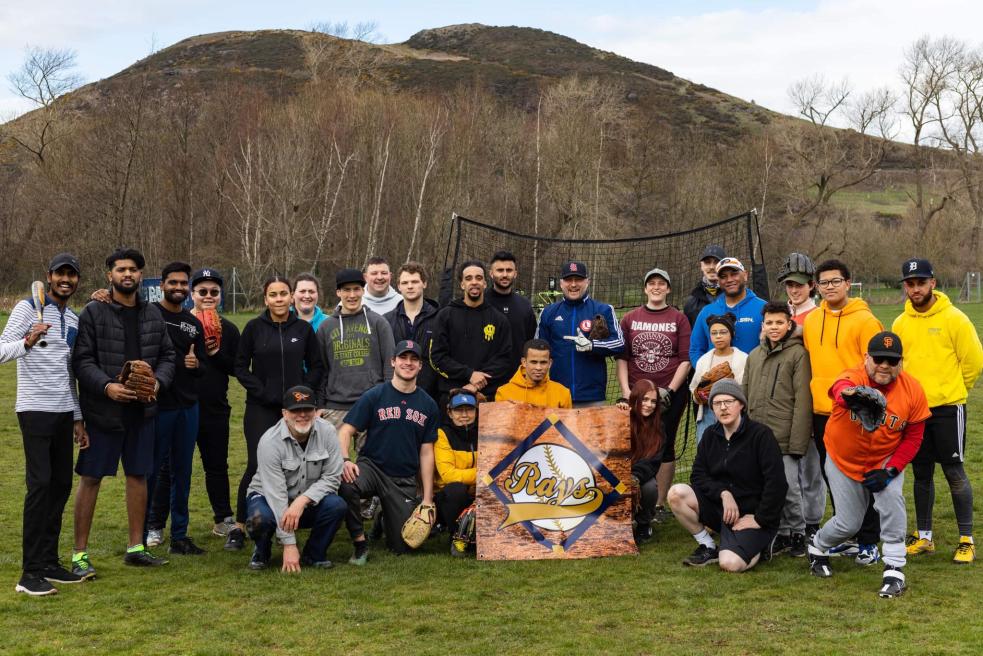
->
xmin=235 ymin=311 xmax=323 ymax=409
xmin=73 ymin=297 xmax=177 ymax=432
xmin=690 ymin=415 xmax=788 ymax=530
xmin=385 ymin=298 xmax=439 ymax=398
xmin=683 ymin=280 xmax=719 ymax=328
xmin=429 ymin=299 xmax=513 ymax=396
xmin=485 ymin=289 xmax=537 ymax=377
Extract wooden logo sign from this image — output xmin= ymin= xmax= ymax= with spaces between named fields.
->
xmin=476 ymin=402 xmax=637 ymax=560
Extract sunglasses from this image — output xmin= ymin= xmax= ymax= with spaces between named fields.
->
xmin=872 ymin=355 xmax=901 ymax=366
xmin=195 ymin=288 xmax=221 ymax=297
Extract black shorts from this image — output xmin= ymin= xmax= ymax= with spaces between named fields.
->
xmin=76 ymin=420 xmax=155 ymax=478
xmin=912 ymin=405 xmax=966 ymax=466
xmin=719 ymin=523 xmax=777 ymax=564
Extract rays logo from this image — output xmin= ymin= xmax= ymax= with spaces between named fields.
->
xmin=484 ymin=415 xmax=625 ymax=553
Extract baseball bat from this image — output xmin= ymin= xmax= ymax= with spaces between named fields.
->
xmin=30 ymin=280 xmax=48 ymax=348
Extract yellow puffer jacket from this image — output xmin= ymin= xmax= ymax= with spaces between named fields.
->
xmin=434 ymin=423 xmax=477 ymax=492
xmin=494 ymin=366 xmax=573 ymax=408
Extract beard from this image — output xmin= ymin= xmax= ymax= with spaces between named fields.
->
xmin=48 ymin=284 xmax=75 ymax=301
xmin=164 ymin=289 xmax=187 ymax=305
xmin=111 ymin=280 xmax=138 ymax=296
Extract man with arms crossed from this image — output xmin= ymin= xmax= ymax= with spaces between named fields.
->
xmin=485 ymin=250 xmax=538 ymax=377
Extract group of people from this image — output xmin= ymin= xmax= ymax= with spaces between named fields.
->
xmin=2 ymin=244 xmax=980 ymax=600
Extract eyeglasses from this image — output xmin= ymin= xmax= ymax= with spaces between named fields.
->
xmin=709 ymin=330 xmax=731 ymax=337
xmin=872 ymin=355 xmax=901 ymax=366
xmin=195 ymin=289 xmax=221 ymax=297
xmin=817 ymin=278 xmax=846 ymax=288
xmin=711 ymin=399 xmax=739 ymax=410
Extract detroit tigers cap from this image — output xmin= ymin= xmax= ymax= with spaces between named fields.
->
xmin=336 ymin=268 xmax=365 ymax=289
xmin=643 ymin=267 xmax=671 ymax=286
xmin=48 ymin=252 xmax=81 ymax=274
xmin=449 ymin=391 xmax=477 ymax=409
xmin=715 ymin=257 xmax=745 ymax=274
xmin=560 ymin=260 xmax=588 ymax=279
xmin=868 ymin=331 xmax=903 ymax=359
xmin=395 ymin=339 xmax=423 ymax=358
xmin=191 ymin=267 xmax=224 ymax=288
xmin=283 ymin=385 xmax=317 ymax=410
xmin=699 ymin=244 xmax=726 ymax=262
xmin=900 ymin=258 xmax=934 ymax=281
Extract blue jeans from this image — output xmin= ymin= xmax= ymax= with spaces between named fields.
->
xmin=695 ymin=409 xmax=716 ymax=445
xmin=246 ymin=493 xmax=347 ymax=562
xmin=147 ymin=404 xmax=200 ymax=541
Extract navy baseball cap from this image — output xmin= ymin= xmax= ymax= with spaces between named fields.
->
xmin=395 ymin=340 xmax=423 ymax=358
xmin=901 ymin=258 xmax=934 ymax=281
xmin=191 ymin=268 xmax=224 ymax=288
xmin=560 ymin=261 xmax=588 ymax=279
xmin=49 ymin=252 xmax=81 ymax=274
xmin=700 ymin=245 xmax=726 ymax=262
xmin=336 ymin=268 xmax=365 ymax=288
xmin=283 ymin=385 xmax=317 ymax=410
xmin=868 ymin=331 xmax=903 ymax=359
xmin=449 ymin=392 xmax=477 ymax=409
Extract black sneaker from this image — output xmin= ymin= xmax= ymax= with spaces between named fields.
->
xmin=760 ymin=534 xmax=777 ymax=563
xmin=349 ymin=540 xmax=369 ymax=566
xmin=682 ymin=544 xmax=719 ymax=567
xmin=878 ymin=566 xmax=906 ymax=598
xmin=248 ymin=549 xmax=269 ymax=571
xmin=809 ymin=552 xmax=833 ymax=578
xmin=123 ymin=548 xmax=169 ymax=567
xmin=225 ymin=527 xmax=245 ymax=551
xmin=40 ymin=565 xmax=86 ymax=584
xmin=300 ymin=557 xmax=334 ymax=569
xmin=652 ymin=505 xmax=673 ymax=524
xmin=772 ymin=533 xmax=791 ymax=555
xmin=169 ymin=538 xmax=206 ymax=555
xmin=789 ymin=533 xmax=808 ymax=558
xmin=15 ymin=573 xmax=57 ymax=596
xmin=805 ymin=523 xmax=820 ymax=541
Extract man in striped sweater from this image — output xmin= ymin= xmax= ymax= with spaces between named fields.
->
xmin=1 ymin=253 xmax=89 ymax=596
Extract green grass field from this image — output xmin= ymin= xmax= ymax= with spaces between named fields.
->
xmin=0 ymin=305 xmax=980 ymax=655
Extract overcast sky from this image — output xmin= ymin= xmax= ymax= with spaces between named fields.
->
xmin=3 ymin=0 xmax=983 ymax=134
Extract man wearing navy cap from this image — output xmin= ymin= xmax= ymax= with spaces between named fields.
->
xmin=336 ymin=339 xmax=439 ymax=562
xmin=536 ymin=260 xmax=624 ymax=407
xmin=684 ymin=245 xmax=726 ymax=328
xmin=893 ymin=258 xmax=983 ymax=564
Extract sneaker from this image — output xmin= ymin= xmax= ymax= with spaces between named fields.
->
xmin=805 ymin=523 xmax=820 ymax=542
xmin=169 ymin=538 xmax=206 ymax=555
xmin=450 ymin=537 xmax=468 ymax=558
xmin=809 ymin=552 xmax=833 ymax=578
xmin=123 ymin=547 xmax=169 ymax=567
xmin=652 ymin=505 xmax=673 ymax=524
xmin=15 ymin=573 xmax=57 ymax=596
xmin=953 ymin=537 xmax=975 ymax=564
xmin=855 ymin=543 xmax=881 ymax=566
xmin=248 ymin=550 xmax=268 ymax=571
xmin=682 ymin=544 xmax=719 ymax=567
xmin=789 ymin=533 xmax=808 ymax=558
xmin=301 ymin=557 xmax=334 ymax=569
xmin=633 ymin=523 xmax=653 ymax=545
xmin=145 ymin=529 xmax=163 ymax=548
xmin=40 ymin=565 xmax=85 ymax=584
xmin=906 ymin=536 xmax=935 ymax=555
xmin=224 ymin=527 xmax=245 ymax=551
xmin=362 ymin=496 xmax=381 ymax=520
xmin=212 ymin=517 xmax=236 ymax=537
xmin=878 ymin=566 xmax=906 ymax=598
xmin=71 ymin=552 xmax=97 ymax=580
xmin=829 ymin=541 xmax=859 ymax=558
xmin=760 ymin=534 xmax=777 ymax=563
xmin=771 ymin=534 xmax=791 ymax=555
xmin=349 ymin=540 xmax=369 ymax=566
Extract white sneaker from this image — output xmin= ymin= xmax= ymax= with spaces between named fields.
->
xmin=212 ymin=517 xmax=236 ymax=537
xmin=146 ymin=529 xmax=164 ymax=548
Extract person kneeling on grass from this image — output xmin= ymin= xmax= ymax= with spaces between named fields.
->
xmin=245 ymin=386 xmax=346 ymax=572
xmin=434 ymin=389 xmax=479 ymax=557
xmin=668 ymin=379 xmax=787 ymax=571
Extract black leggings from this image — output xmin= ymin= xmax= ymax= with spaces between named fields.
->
xmin=912 ymin=460 xmax=974 ymax=536
xmin=236 ymin=404 xmax=282 ymax=523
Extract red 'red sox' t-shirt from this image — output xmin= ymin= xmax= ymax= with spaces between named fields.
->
xmin=618 ymin=305 xmax=691 ymax=389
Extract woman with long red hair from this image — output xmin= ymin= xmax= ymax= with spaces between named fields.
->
xmin=628 ymin=379 xmax=665 ymax=543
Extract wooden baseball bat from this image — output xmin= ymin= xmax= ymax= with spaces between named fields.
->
xmin=30 ymin=280 xmax=48 ymax=348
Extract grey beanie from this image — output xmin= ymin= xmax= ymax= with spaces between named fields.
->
xmin=708 ymin=378 xmax=747 ymax=408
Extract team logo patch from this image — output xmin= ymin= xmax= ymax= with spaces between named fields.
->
xmin=883 ymin=336 xmax=894 ymax=348
xmin=483 ymin=324 xmax=495 ymax=341
xmin=578 ymin=319 xmax=593 ymax=335
xmin=293 ymin=391 xmax=310 ymax=402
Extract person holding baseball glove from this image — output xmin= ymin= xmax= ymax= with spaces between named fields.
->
xmin=807 ymin=331 xmax=930 ymax=598
xmin=71 ymin=248 xmax=176 ymax=574
xmin=689 ymin=313 xmax=748 ymax=444
xmin=434 ymin=389 xmax=479 ymax=557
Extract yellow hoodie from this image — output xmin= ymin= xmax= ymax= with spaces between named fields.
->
xmin=494 ymin=366 xmax=573 ymax=408
xmin=892 ymin=291 xmax=983 ymax=407
xmin=803 ymin=297 xmax=883 ymax=414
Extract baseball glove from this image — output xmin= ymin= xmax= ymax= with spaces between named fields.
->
xmin=198 ymin=308 xmax=222 ymax=349
xmin=588 ymin=314 xmax=610 ymax=340
xmin=694 ymin=361 xmax=734 ymax=405
xmin=401 ymin=502 xmax=436 ymax=549
xmin=453 ymin=503 xmax=476 ymax=547
xmin=118 ymin=360 xmax=157 ymax=403
xmin=842 ymin=385 xmax=887 ymax=432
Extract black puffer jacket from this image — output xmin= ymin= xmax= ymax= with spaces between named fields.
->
xmin=385 ymin=298 xmax=440 ymax=399
xmin=235 ymin=310 xmax=323 ymax=409
xmin=73 ymin=297 xmax=176 ymax=432
xmin=683 ymin=280 xmax=719 ymax=328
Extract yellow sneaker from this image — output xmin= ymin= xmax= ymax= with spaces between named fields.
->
xmin=906 ymin=537 xmax=935 ymax=555
xmin=953 ymin=537 xmax=975 ymax=564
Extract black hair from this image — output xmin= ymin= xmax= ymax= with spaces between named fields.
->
xmin=106 ymin=248 xmax=145 ymax=270
xmin=705 ymin=312 xmax=736 ymax=338
xmin=816 ymin=259 xmax=851 ymax=281
xmin=761 ymin=301 xmax=792 ymax=318
xmin=262 ymin=275 xmax=293 ymax=294
xmin=161 ymin=261 xmax=191 ymax=282
xmin=293 ymin=272 xmax=321 ymax=293
xmin=522 ymin=338 xmax=551 ymax=358
xmin=458 ymin=259 xmax=487 ymax=281
xmin=489 ymin=250 xmax=517 ymax=266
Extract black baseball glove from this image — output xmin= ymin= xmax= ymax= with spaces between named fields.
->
xmin=841 ymin=385 xmax=887 ymax=432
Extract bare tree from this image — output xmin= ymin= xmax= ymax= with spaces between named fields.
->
xmin=406 ymin=108 xmax=447 ymax=261
xmin=364 ymin=129 xmax=392 ymax=262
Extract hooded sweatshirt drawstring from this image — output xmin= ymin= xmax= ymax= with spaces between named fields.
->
xmin=338 ymin=306 xmax=373 ymax=343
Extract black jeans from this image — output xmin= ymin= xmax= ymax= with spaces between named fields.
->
xmin=338 ymin=458 xmax=419 ymax=554
xmin=813 ymin=413 xmax=880 ymax=543
xmin=18 ymin=411 xmax=74 ymax=573
xmin=435 ymin=482 xmax=474 ymax=530
xmin=197 ymin=411 xmax=233 ymax=523
xmin=236 ymin=404 xmax=282 ymax=523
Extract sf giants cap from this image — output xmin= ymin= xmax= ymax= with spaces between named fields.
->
xmin=449 ymin=391 xmax=477 ymax=409
xmin=283 ymin=385 xmax=317 ymax=410
xmin=715 ymin=257 xmax=745 ymax=274
xmin=900 ymin=258 xmax=934 ymax=281
xmin=868 ymin=331 xmax=903 ymax=359
xmin=560 ymin=260 xmax=588 ymax=279
xmin=395 ymin=339 xmax=423 ymax=358
xmin=191 ymin=268 xmax=224 ymax=288
xmin=49 ymin=252 xmax=81 ymax=274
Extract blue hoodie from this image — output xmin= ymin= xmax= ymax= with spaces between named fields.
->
xmin=689 ymin=289 xmax=767 ymax=367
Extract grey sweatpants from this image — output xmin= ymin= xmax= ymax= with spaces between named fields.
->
xmin=799 ymin=440 xmax=826 ymax=525
xmin=780 ymin=455 xmax=806 ymax=533
xmin=815 ymin=458 xmax=907 ymax=568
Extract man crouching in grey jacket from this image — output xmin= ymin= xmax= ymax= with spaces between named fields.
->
xmin=245 ymin=386 xmax=346 ymax=572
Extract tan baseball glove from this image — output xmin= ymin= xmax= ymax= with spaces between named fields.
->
xmin=118 ymin=360 xmax=158 ymax=403
xmin=401 ymin=502 xmax=436 ymax=549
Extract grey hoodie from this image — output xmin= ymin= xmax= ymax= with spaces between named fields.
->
xmin=362 ymin=286 xmax=402 ymax=315
xmin=317 ymin=305 xmax=395 ymax=409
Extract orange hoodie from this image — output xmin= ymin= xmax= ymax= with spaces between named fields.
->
xmin=494 ymin=366 xmax=573 ymax=408
xmin=802 ymin=297 xmax=883 ymax=414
